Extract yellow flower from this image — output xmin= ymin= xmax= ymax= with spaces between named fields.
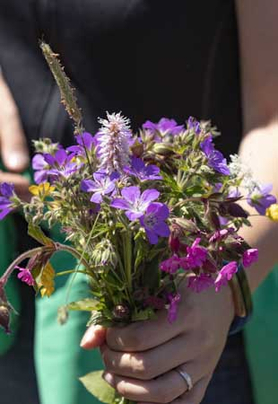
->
xmin=266 ymin=204 xmax=278 ymax=222
xmin=29 ymin=183 xmax=55 ymax=197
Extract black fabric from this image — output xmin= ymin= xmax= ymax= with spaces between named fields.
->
xmin=0 ymin=1 xmax=253 ymax=403
xmin=0 ymin=0 xmax=242 ymax=155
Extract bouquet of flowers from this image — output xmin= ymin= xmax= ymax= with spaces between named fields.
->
xmin=0 ymin=44 xmax=277 ymax=404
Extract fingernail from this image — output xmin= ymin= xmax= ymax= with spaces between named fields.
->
xmin=80 ymin=327 xmax=93 ymax=348
xmin=102 ymin=372 xmax=115 ymax=387
xmin=8 ymin=153 xmax=29 ymax=170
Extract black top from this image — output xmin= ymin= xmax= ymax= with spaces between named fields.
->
xmin=0 ymin=0 xmax=242 ymax=155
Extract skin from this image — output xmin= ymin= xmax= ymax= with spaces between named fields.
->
xmin=81 ymin=1 xmax=278 ymax=403
xmin=0 ymin=71 xmax=30 ymax=199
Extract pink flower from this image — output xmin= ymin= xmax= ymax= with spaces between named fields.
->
xmin=186 ymin=238 xmax=207 ymax=268
xmin=167 ymin=293 xmax=181 ymax=323
xmin=160 ymin=255 xmax=182 ymax=274
xmin=242 ymin=249 xmax=258 ymax=268
xmin=16 ymin=266 xmax=35 ymax=286
xmin=214 ymin=262 xmax=238 ymax=292
xmin=188 ymin=273 xmax=214 ymax=293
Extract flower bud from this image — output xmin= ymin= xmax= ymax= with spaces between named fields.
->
xmin=112 ymin=305 xmax=130 ymax=322
xmin=227 ymin=203 xmax=249 ymax=218
xmin=0 ymin=304 xmax=11 ymax=334
xmin=152 ymin=143 xmax=172 ymax=156
xmin=0 ymin=286 xmax=11 ymax=334
xmin=131 ymin=140 xmax=144 ymax=157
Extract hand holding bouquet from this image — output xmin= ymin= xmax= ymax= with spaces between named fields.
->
xmin=0 ymin=44 xmax=277 ymax=404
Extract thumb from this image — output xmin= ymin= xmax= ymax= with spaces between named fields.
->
xmin=0 ymin=74 xmax=29 ymax=172
xmin=80 ymin=325 xmax=107 ymax=350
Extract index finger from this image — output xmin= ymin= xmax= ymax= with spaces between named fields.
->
xmin=106 ymin=309 xmax=184 ymax=352
xmin=0 ymin=73 xmax=29 ymax=172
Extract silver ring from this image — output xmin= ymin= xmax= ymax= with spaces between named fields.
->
xmin=175 ymin=367 xmax=193 ymax=391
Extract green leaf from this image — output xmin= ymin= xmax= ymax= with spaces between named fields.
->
xmin=66 ymin=298 xmax=100 ymax=312
xmin=79 ymin=371 xmax=118 ymax=404
xmin=28 ymin=223 xmax=54 ymax=247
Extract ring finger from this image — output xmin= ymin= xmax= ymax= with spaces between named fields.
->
xmin=103 ymin=361 xmax=203 ymax=403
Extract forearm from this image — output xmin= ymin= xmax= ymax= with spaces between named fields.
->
xmin=238 ymin=125 xmax=278 ymax=292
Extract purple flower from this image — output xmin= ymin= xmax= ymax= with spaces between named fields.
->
xmin=200 ymin=135 xmax=230 ymax=175
xmin=15 ymin=266 xmax=35 ymax=286
xmin=209 ymin=229 xmax=232 ymax=243
xmin=124 ymin=157 xmax=162 ymax=181
xmin=32 ymin=154 xmax=50 ymax=184
xmin=186 ymin=238 xmax=207 ymax=268
xmin=67 ymin=132 xmax=96 ymax=155
xmin=140 ymin=203 xmax=170 ymax=244
xmin=96 ymin=112 xmax=131 ymax=174
xmin=160 ymin=255 xmax=182 ymax=274
xmin=45 ymin=149 xmax=80 ymax=179
xmin=111 ymin=186 xmax=159 ymax=221
xmin=187 ymin=116 xmax=201 ymax=134
xmin=214 ymin=261 xmax=238 ymax=292
xmin=242 ymin=248 xmax=258 ymax=268
xmin=167 ymin=293 xmax=181 ymax=323
xmin=188 ymin=274 xmax=214 ymax=293
xmin=81 ymin=171 xmax=116 ymax=203
xmin=0 ymin=183 xmax=15 ymax=220
xmin=143 ymin=118 xmax=184 ymax=136
xmin=247 ymin=184 xmax=277 ymax=215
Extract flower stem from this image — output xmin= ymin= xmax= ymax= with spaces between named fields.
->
xmin=0 ymin=246 xmax=45 ymax=286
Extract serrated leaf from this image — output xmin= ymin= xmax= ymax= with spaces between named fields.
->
xmin=66 ymin=298 xmax=99 ymax=312
xmin=79 ymin=371 xmax=117 ymax=404
xmin=28 ymin=223 xmax=54 ymax=247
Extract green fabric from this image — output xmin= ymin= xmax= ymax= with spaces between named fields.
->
xmin=244 ymin=265 xmax=278 ymax=404
xmin=0 ymin=216 xmax=21 ymax=355
xmin=35 ymin=251 xmax=102 ymax=404
xmin=0 ymin=210 xmax=103 ymax=403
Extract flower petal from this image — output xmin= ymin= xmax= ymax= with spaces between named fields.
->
xmin=121 ymin=186 xmax=141 ymax=204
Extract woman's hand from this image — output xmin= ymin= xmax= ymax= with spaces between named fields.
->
xmin=81 ymin=283 xmax=234 ymax=404
xmin=0 ymin=71 xmax=30 ymax=200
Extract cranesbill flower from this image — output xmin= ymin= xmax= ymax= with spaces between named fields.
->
xmin=15 ymin=266 xmax=35 ymax=286
xmin=140 ymin=203 xmax=170 ymax=244
xmin=96 ymin=112 xmax=131 ymax=174
xmin=0 ymin=183 xmax=15 ymax=220
xmin=214 ymin=261 xmax=238 ymax=292
xmin=124 ymin=157 xmax=162 ymax=181
xmin=67 ymin=132 xmax=96 ymax=156
xmin=160 ymin=255 xmax=182 ymax=274
xmin=45 ymin=149 xmax=80 ymax=179
xmin=32 ymin=154 xmax=50 ymax=184
xmin=143 ymin=118 xmax=184 ymax=136
xmin=167 ymin=293 xmax=181 ymax=323
xmin=200 ymin=135 xmax=230 ymax=175
xmin=242 ymin=248 xmax=258 ymax=268
xmin=247 ymin=184 xmax=277 ymax=215
xmin=111 ymin=186 xmax=159 ymax=221
xmin=188 ymin=274 xmax=214 ymax=293
xmin=81 ymin=171 xmax=116 ymax=203
xmin=186 ymin=238 xmax=207 ymax=268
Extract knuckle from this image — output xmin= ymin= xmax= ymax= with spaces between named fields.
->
xmin=132 ymin=354 xmax=154 ymax=380
xmin=107 ymin=325 xmax=143 ymax=351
